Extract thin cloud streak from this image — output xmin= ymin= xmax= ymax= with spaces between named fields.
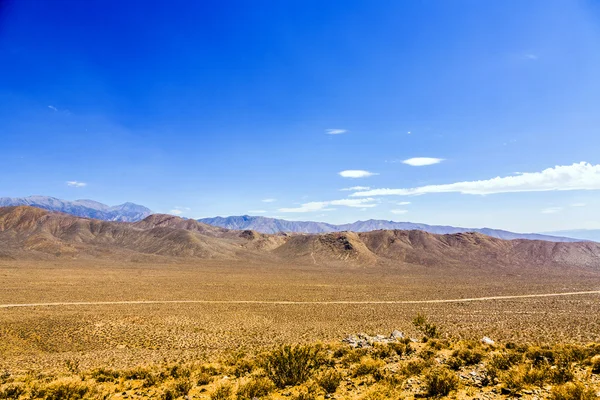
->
xmin=66 ymin=181 xmax=86 ymax=187
xmin=402 ymin=157 xmax=444 ymax=166
xmin=278 ymin=198 xmax=377 ymax=213
xmin=352 ymin=162 xmax=600 ymax=197
xmin=325 ymin=129 xmax=347 ymax=135
xmin=339 ymin=170 xmax=378 ymax=178
xmin=340 ymin=186 xmax=370 ymax=191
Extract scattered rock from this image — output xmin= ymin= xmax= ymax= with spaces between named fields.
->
xmin=342 ymin=331 xmax=405 ymax=347
xmin=481 ymin=336 xmax=495 ymax=345
xmin=390 ymin=330 xmax=404 ymax=339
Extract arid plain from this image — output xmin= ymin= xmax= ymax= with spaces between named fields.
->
xmin=1 ymin=206 xmax=600 ymax=398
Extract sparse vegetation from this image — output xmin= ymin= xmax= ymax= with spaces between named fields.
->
xmin=264 ymin=344 xmax=322 ymax=388
xmin=413 ymin=313 xmax=440 ymax=340
xmin=236 ymin=377 xmax=275 ymax=399
xmin=424 ymin=367 xmax=459 ymax=397
xmin=316 ymin=369 xmax=342 ymax=393
xmin=1 ymin=259 xmax=600 ymax=399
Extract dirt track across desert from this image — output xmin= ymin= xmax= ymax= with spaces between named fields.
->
xmin=2 ymin=290 xmax=599 ymax=309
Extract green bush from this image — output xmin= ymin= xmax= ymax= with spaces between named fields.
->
xmin=424 ymin=367 xmax=459 ymax=397
xmin=550 ymin=382 xmax=596 ymax=400
xmin=210 ymin=383 xmax=233 ymax=400
xmin=352 ymin=357 xmax=384 ymax=377
xmin=316 ymin=370 xmax=342 ymax=394
xmin=0 ymin=383 xmax=25 ymax=400
xmin=264 ymin=345 xmax=322 ymax=388
xmin=236 ymin=377 xmax=275 ymax=400
xmin=412 ymin=314 xmax=440 ymax=340
xmin=39 ymin=378 xmax=91 ymax=400
xmin=452 ymin=347 xmax=485 ymax=366
xmin=402 ymin=359 xmax=428 ymax=377
xmin=90 ymin=367 xmax=120 ymax=383
xmin=591 ymin=355 xmax=600 ymax=374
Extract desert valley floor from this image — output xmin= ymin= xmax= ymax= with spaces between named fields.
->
xmin=2 ymin=259 xmax=600 ymax=371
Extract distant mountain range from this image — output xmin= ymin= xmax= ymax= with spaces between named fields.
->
xmin=543 ymin=229 xmax=600 ymax=243
xmin=0 ymin=196 xmax=151 ymax=222
xmin=197 ymin=215 xmax=584 ymax=242
xmin=0 ymin=196 xmax=588 ymax=242
xmin=2 ymin=206 xmax=599 ymax=272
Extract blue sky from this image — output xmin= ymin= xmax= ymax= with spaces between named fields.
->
xmin=1 ymin=0 xmax=600 ymax=232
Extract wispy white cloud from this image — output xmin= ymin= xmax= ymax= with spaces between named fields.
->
xmin=524 ymin=53 xmax=538 ymax=60
xmin=66 ymin=181 xmax=86 ymax=187
xmin=402 ymin=157 xmax=444 ymax=166
xmin=391 ymin=209 xmax=408 ymax=214
xmin=352 ymin=162 xmax=600 ymax=197
xmin=541 ymin=207 xmax=562 ymax=214
xmin=170 ymin=206 xmax=190 ymax=216
xmin=339 ymin=170 xmax=378 ymax=178
xmin=396 ymin=201 xmax=411 ymax=206
xmin=278 ymin=198 xmax=377 ymax=213
xmin=340 ymin=186 xmax=370 ymax=191
xmin=262 ymin=198 xmax=277 ymax=203
xmin=248 ymin=210 xmax=267 ymax=214
xmin=48 ymin=105 xmax=58 ymax=111
xmin=326 ymin=129 xmax=348 ymax=135
xmin=571 ymin=203 xmax=586 ymax=207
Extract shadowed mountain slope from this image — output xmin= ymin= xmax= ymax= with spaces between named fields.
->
xmin=1 ymin=206 xmax=599 ymax=271
xmin=198 ymin=215 xmax=581 ymax=242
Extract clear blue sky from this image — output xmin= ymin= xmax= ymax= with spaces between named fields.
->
xmin=1 ymin=0 xmax=600 ymax=232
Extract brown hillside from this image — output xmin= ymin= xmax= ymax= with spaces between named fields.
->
xmin=1 ymin=206 xmax=599 ymax=272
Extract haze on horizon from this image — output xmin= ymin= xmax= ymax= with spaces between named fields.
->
xmin=1 ymin=0 xmax=600 ymax=233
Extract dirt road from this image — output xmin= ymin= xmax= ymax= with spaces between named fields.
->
xmin=1 ymin=290 xmax=599 ymax=309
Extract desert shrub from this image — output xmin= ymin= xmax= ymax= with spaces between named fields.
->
xmin=168 ymin=365 xmax=191 ymax=379
xmin=446 ymin=356 xmax=464 ymax=371
xmin=341 ymin=347 xmax=369 ymax=366
xmin=162 ymin=387 xmax=178 ymax=400
xmin=427 ymin=339 xmax=449 ymax=351
xmin=550 ymin=382 xmax=596 ymax=400
xmin=401 ymin=359 xmax=428 ymax=377
xmin=388 ymin=342 xmax=414 ymax=357
xmin=123 ymin=366 xmax=154 ymax=381
xmin=173 ymin=378 xmax=193 ymax=396
xmin=293 ymin=389 xmax=318 ymax=400
xmin=555 ymin=345 xmax=588 ymax=364
xmin=352 ymin=357 xmax=384 ymax=377
xmin=64 ymin=359 xmax=80 ymax=374
xmin=316 ymin=369 xmax=342 ymax=394
xmin=489 ymin=351 xmax=519 ymax=371
xmin=551 ymin=357 xmax=575 ymax=384
xmin=418 ymin=348 xmax=437 ymax=362
xmin=264 ymin=344 xmax=322 ymax=388
xmin=210 ymin=383 xmax=233 ymax=400
xmin=40 ymin=378 xmax=91 ymax=400
xmin=90 ymin=367 xmax=120 ymax=383
xmin=142 ymin=373 xmax=159 ymax=388
xmin=412 ymin=314 xmax=440 ymax=340
xmin=360 ymin=384 xmax=399 ymax=400
xmin=0 ymin=383 xmax=25 ymax=399
xmin=236 ymin=377 xmax=275 ymax=400
xmin=232 ymin=358 xmax=255 ymax=377
xmin=503 ymin=361 xmax=570 ymax=390
xmin=590 ymin=355 xmax=600 ymax=374
xmin=452 ymin=347 xmax=485 ymax=366
xmin=526 ymin=346 xmax=555 ymax=366
xmin=196 ymin=371 xmax=214 ymax=386
xmin=372 ymin=343 xmax=395 ymax=359
xmin=332 ymin=346 xmax=349 ymax=359
xmin=424 ymin=367 xmax=459 ymax=397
